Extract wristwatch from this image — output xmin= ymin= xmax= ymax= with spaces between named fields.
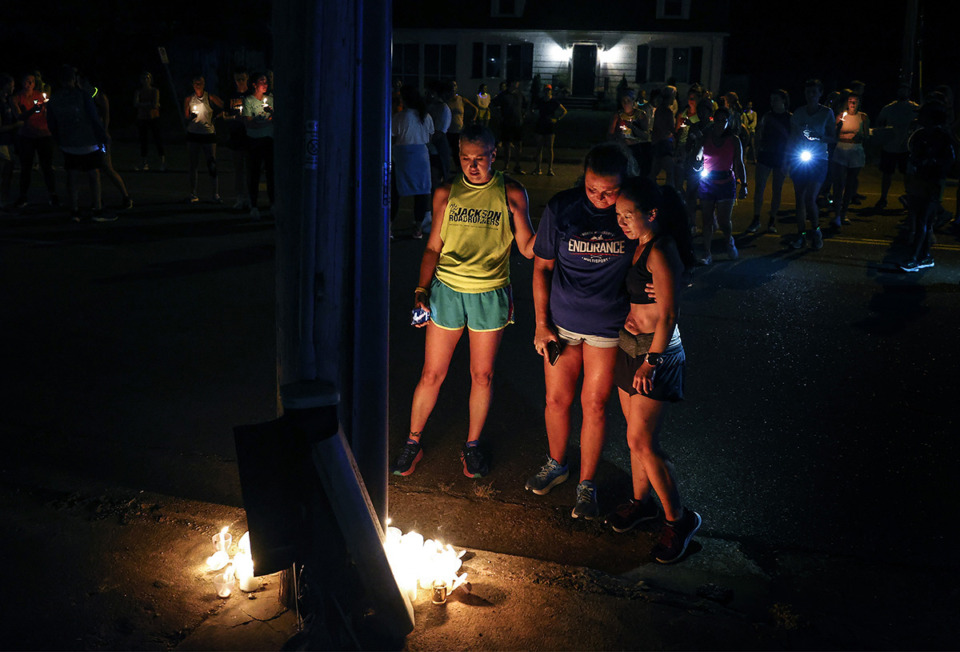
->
xmin=645 ymin=352 xmax=663 ymax=367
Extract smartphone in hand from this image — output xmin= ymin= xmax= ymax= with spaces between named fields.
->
xmin=547 ymin=340 xmax=564 ymax=366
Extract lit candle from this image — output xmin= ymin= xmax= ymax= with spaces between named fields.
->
xmin=206 ymin=550 xmax=229 ymax=571
xmin=213 ymin=526 xmax=231 ymax=553
xmin=214 ymin=564 xmax=234 ymax=598
xmin=235 ymin=554 xmax=259 ymax=592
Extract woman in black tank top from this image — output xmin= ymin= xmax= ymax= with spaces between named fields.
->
xmin=609 ymin=177 xmax=703 ymax=563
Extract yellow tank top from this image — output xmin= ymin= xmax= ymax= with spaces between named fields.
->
xmin=436 ymin=171 xmax=514 ymax=293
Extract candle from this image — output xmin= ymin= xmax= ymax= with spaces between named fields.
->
xmin=212 ymin=527 xmax=231 ymax=553
xmin=206 ymin=550 xmax=229 ymax=571
xmin=235 ymin=554 xmax=259 ymax=592
xmin=213 ymin=564 xmax=234 ymax=598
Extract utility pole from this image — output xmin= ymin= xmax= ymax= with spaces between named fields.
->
xmin=252 ymin=0 xmax=410 ymax=645
xmin=900 ymin=0 xmax=919 ymax=92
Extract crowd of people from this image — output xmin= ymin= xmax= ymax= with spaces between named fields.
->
xmin=388 ymin=74 xmax=958 ymax=565
xmin=0 ymin=66 xmax=275 ymax=221
xmin=4 ymin=66 xmax=956 ymax=564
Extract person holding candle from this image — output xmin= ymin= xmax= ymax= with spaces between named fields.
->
xmin=243 ymin=73 xmax=273 ymax=220
xmin=829 ymin=92 xmax=869 ymax=228
xmin=527 ymin=142 xmax=638 ymax=520
xmin=12 ymin=71 xmax=59 ymax=209
xmin=391 ymin=124 xmax=536 ymax=479
xmin=183 ymin=75 xmax=223 ymax=203
xmin=225 ymin=70 xmax=250 ymax=210
xmin=607 ymin=175 xmax=701 ymax=563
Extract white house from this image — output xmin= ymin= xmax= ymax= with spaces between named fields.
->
xmin=393 ymin=0 xmax=730 ymax=102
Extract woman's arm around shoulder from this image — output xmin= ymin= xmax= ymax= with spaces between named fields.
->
xmin=506 ymin=178 xmax=536 ymax=259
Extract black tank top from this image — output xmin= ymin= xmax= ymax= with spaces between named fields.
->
xmin=625 ymin=234 xmax=668 ymax=304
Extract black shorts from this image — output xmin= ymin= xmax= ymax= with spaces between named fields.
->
xmin=614 ymin=341 xmax=685 ymax=402
xmin=879 ymin=150 xmax=908 ymax=175
xmin=63 ymin=150 xmax=104 ymax=172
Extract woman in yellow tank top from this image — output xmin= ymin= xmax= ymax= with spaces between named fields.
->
xmin=391 ymin=124 xmax=536 ymax=479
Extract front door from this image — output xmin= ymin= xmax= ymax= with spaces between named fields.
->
xmin=571 ymin=44 xmax=597 ymax=96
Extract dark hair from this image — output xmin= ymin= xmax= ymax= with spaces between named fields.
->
xmin=460 ymin=124 xmax=496 ymax=149
xmin=0 ymin=73 xmax=12 ymax=88
xmin=804 ymin=78 xmax=823 ymax=92
xmin=619 ymin=177 xmax=696 ymax=271
xmin=771 ymin=88 xmax=790 ymax=106
xmin=400 ymin=85 xmax=428 ymax=122
xmin=583 ymin=141 xmax=638 ymax=179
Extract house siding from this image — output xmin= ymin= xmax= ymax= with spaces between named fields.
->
xmin=393 ymin=28 xmax=726 ymax=100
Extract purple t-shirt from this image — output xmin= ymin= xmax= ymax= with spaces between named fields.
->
xmin=534 ymin=187 xmax=637 ymax=337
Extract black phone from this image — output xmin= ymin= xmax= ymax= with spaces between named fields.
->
xmin=547 ymin=340 xmax=564 ymax=366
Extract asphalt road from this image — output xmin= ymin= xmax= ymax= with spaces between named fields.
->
xmin=2 ymin=123 xmax=959 ymax=643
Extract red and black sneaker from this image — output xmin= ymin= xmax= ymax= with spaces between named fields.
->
xmin=391 ymin=440 xmax=423 ymax=476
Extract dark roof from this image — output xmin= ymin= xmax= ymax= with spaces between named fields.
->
xmin=394 ymin=0 xmax=731 ymax=33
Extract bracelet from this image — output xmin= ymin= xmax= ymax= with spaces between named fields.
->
xmin=415 ymin=286 xmax=429 ymax=296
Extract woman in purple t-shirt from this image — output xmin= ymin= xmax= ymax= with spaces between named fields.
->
xmin=526 ymin=142 xmax=637 ymax=520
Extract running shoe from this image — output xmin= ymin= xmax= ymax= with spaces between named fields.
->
xmin=789 ymin=233 xmax=805 ymax=249
xmin=391 ymin=440 xmax=423 ymax=476
xmin=120 ymin=196 xmax=133 ymax=211
xmin=918 ymin=257 xmax=935 ymax=269
xmin=767 ymin=219 xmax=777 ymax=234
xmin=571 ymin=480 xmax=599 ymax=520
xmin=461 ymin=444 xmax=489 ymax=478
xmin=899 ymin=258 xmax=920 ymax=273
xmin=653 ymin=508 xmax=702 ymax=564
xmin=812 ymin=227 xmax=823 ymax=250
xmin=726 ymin=237 xmax=739 ymax=260
xmin=250 ymin=207 xmax=261 ymax=220
xmin=607 ymin=498 xmax=661 ymax=533
xmin=92 ymin=210 xmax=117 ymax=222
xmin=524 ymin=457 xmax=569 ymax=495
xmin=746 ymin=217 xmax=761 ymax=233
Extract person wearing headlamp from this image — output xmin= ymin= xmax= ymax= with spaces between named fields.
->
xmin=788 ymin=79 xmax=836 ymax=250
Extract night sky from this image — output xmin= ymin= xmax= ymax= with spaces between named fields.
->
xmin=3 ymin=0 xmax=954 ymax=123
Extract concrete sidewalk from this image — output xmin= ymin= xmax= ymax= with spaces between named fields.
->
xmin=3 ymin=461 xmax=954 ymax=651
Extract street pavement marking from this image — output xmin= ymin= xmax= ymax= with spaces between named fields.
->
xmin=824 ymin=235 xmax=960 ymax=251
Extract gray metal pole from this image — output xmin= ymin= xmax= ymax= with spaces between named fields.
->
xmin=350 ymin=0 xmax=392 ymax=526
